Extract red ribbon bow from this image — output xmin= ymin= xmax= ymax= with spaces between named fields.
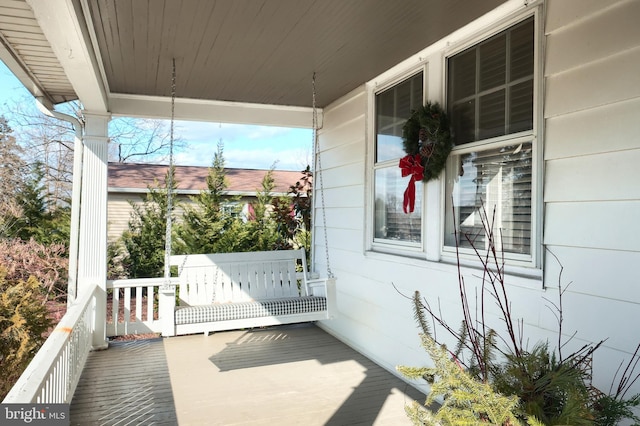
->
xmin=399 ymin=154 xmax=424 ymax=214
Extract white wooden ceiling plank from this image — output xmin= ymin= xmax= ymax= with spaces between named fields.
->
xmin=142 ymin=0 xmax=165 ymax=96
xmin=101 ymin=0 xmax=131 ymax=94
xmin=198 ymin=2 xmax=253 ymax=99
xmin=27 ymin=0 xmax=107 ymax=110
xmin=0 ymin=22 xmax=42 ymax=33
xmin=0 ymin=15 xmax=38 ymax=26
xmin=236 ymin=1 xmax=306 ymax=101
xmin=154 ymin=0 xmax=190 ymax=97
xmin=0 ymin=0 xmax=31 ymax=10
xmin=0 ymin=8 xmax=33 ymax=19
xmin=187 ymin=1 xmax=233 ymax=98
xmin=0 ymin=38 xmax=47 ymax=98
xmin=130 ymin=0 xmax=152 ymax=95
xmin=89 ymin=0 xmax=120 ymax=92
xmin=21 ymin=56 xmax=60 ymax=65
xmin=3 ymin=30 xmax=46 ymax=40
xmin=36 ymin=81 xmax=75 ymax=90
xmin=29 ymin=64 xmax=66 ymax=78
xmin=168 ymin=0 xmax=216 ymax=98
xmin=13 ymin=44 xmax=53 ymax=54
xmin=158 ymin=0 xmax=186 ymax=97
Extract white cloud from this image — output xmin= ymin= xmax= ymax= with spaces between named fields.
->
xmin=224 ymin=146 xmax=311 ymax=171
xmin=173 ymin=121 xmax=312 ymax=170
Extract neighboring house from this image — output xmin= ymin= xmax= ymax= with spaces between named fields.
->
xmin=107 ymin=163 xmax=302 ymax=241
xmin=2 ymin=0 xmax=639 ymax=399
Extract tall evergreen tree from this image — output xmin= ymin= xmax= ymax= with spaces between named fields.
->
xmin=120 ymin=167 xmax=180 ymax=278
xmin=12 ymin=164 xmax=48 ymax=239
xmin=235 ymin=166 xmax=281 ymax=252
xmin=0 ymin=117 xmax=27 ymax=238
xmin=2 ymin=162 xmax=69 ymax=245
xmin=178 ymin=144 xmax=243 ymax=254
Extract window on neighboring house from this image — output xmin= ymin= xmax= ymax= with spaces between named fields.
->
xmin=444 ymin=16 xmax=535 ymax=257
xmin=374 ymin=72 xmax=424 ymax=245
xmin=222 ymin=201 xmax=242 ymax=217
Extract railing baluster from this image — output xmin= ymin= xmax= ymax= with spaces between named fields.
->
xmin=147 ymin=285 xmax=154 ymax=322
xmin=105 ymin=278 xmax=176 ymax=337
xmin=3 ymin=278 xmax=178 ymax=404
xmin=113 ymin=288 xmax=120 ymax=336
xmin=124 ymin=287 xmax=131 ymax=335
xmin=136 ymin=286 xmax=143 ymax=323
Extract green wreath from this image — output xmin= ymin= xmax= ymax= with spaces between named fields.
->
xmin=402 ymin=102 xmax=452 ymax=182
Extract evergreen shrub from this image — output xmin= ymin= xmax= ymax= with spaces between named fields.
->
xmin=0 ymin=268 xmax=52 ymax=400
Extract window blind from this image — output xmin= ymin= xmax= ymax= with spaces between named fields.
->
xmin=448 ymin=17 xmax=534 ymax=145
xmin=446 ymin=142 xmax=532 ymax=255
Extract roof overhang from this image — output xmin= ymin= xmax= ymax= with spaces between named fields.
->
xmin=1 ymin=0 xmax=508 ymax=126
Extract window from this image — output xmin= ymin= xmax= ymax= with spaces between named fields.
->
xmin=374 ymin=72 xmax=423 ymax=245
xmin=444 ymin=17 xmax=535 ymax=258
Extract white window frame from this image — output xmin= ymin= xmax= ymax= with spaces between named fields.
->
xmin=442 ymin=8 xmax=543 ymax=270
xmin=366 ymin=4 xmax=544 ymax=272
xmin=368 ymin=67 xmax=428 ymax=257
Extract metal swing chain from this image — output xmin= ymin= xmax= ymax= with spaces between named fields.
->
xmin=163 ymin=58 xmax=177 ymax=284
xmin=312 ymin=73 xmax=333 ymax=279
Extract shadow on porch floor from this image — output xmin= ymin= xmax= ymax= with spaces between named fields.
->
xmin=70 ymin=323 xmax=426 ymax=425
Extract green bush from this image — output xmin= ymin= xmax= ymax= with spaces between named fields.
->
xmin=111 ymin=147 xmax=315 ymax=277
xmin=120 ymin=168 xmax=180 ymax=278
xmin=0 ymin=267 xmax=52 ymax=400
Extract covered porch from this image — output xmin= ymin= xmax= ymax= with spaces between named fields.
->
xmin=1 ymin=0 xmax=505 ymax=412
xmin=69 ymin=324 xmax=425 ymax=425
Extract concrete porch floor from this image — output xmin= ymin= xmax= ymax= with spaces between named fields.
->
xmin=70 ymin=323 xmax=427 ymax=425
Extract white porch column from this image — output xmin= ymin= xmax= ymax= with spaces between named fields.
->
xmin=77 ymin=111 xmax=111 ymax=350
xmin=159 ymin=285 xmax=176 ymax=337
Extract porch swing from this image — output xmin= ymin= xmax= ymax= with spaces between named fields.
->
xmin=162 ymin=62 xmax=336 ymax=336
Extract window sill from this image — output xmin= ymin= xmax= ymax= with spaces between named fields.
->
xmin=364 ymin=248 xmax=543 ymax=287
xmin=439 ymin=253 xmax=543 ymax=282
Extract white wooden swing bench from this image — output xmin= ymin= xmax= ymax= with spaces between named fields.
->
xmin=166 ymin=249 xmax=335 ymax=335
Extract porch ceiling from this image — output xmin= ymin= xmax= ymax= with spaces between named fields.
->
xmin=1 ymin=0 xmax=506 ymax=118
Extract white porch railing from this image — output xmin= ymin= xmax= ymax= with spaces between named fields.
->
xmin=2 ymin=285 xmax=98 ymax=404
xmin=106 ymin=278 xmax=177 ymax=336
xmin=3 ymin=277 xmax=179 ymax=404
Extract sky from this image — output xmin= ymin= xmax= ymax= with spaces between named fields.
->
xmin=0 ymin=60 xmax=312 ymax=171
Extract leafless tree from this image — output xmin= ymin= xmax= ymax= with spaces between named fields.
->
xmin=7 ymin=99 xmax=77 ymax=206
xmin=108 ymin=117 xmax=186 ymax=163
xmin=5 ymin=97 xmax=185 ymax=209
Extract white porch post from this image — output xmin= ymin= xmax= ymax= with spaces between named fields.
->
xmin=159 ymin=285 xmax=176 ymax=337
xmin=77 ymin=111 xmax=111 ymax=350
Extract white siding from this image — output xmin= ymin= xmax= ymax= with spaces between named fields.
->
xmin=317 ymin=0 xmax=640 ymax=398
xmin=313 ymin=86 xmax=367 ymax=264
xmin=543 ymin=0 xmax=640 ymax=395
xmin=314 ymin=86 xmax=428 ymax=381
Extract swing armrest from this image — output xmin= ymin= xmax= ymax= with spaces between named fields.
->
xmin=304 ymin=276 xmax=336 ymax=319
xmin=305 ymin=277 xmax=327 ymax=297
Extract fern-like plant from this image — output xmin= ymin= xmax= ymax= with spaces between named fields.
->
xmin=398 ymin=333 xmax=543 ymax=426
xmin=397 ymin=203 xmax=640 ymax=425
